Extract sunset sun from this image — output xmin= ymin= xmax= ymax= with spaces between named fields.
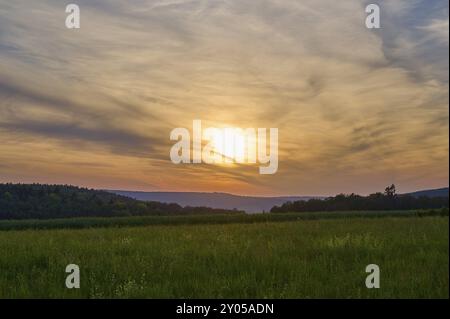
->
xmin=212 ymin=129 xmax=246 ymax=162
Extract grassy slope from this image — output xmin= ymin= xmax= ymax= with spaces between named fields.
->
xmin=0 ymin=216 xmax=448 ymax=298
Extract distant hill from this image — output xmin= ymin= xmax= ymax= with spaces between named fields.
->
xmin=3 ymin=184 xmax=445 ymax=219
xmin=108 ymin=191 xmax=322 ymax=213
xmin=109 ymin=187 xmax=449 ymax=213
xmin=271 ymin=187 xmax=449 ymax=213
xmin=0 ymin=184 xmax=243 ymax=220
xmin=405 ymin=187 xmax=449 ymax=198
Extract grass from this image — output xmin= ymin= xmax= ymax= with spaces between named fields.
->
xmin=0 ymin=214 xmax=448 ymax=298
xmin=0 ymin=208 xmax=447 ymax=231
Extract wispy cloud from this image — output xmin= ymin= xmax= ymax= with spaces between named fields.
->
xmin=0 ymin=0 xmax=448 ymax=195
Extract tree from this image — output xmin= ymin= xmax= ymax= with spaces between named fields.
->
xmin=384 ymin=184 xmax=396 ymax=197
xmin=271 ymin=184 xmax=448 ymax=213
xmin=0 ymin=183 xmax=244 ymax=220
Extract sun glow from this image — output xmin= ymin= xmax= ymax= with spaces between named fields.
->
xmin=212 ymin=129 xmax=247 ymax=163
xmin=170 ymin=120 xmax=278 ymax=174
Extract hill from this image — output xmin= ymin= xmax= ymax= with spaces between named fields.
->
xmin=108 ymin=187 xmax=448 ymax=213
xmin=405 ymin=187 xmax=449 ymax=198
xmin=0 ymin=184 xmax=243 ymax=220
xmin=107 ymin=191 xmax=321 ymax=213
xmin=271 ymin=187 xmax=449 ymax=213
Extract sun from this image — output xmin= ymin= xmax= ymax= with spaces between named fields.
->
xmin=212 ymin=128 xmax=247 ymax=163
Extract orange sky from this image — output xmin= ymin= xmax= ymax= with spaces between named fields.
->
xmin=0 ymin=0 xmax=448 ymax=196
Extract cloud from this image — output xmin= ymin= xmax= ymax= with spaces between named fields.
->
xmin=0 ymin=0 xmax=448 ymax=195
xmin=376 ymin=0 xmax=449 ymax=83
xmin=0 ymin=119 xmax=156 ymax=157
xmin=420 ymin=18 xmax=449 ymax=45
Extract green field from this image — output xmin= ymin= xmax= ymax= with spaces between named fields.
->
xmin=0 ymin=209 xmax=447 ymax=231
xmin=0 ymin=212 xmax=448 ymax=298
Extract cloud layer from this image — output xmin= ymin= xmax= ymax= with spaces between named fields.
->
xmin=0 ymin=0 xmax=448 ymax=195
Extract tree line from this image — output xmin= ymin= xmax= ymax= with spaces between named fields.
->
xmin=271 ymin=185 xmax=448 ymax=213
xmin=0 ymin=184 xmax=243 ymax=220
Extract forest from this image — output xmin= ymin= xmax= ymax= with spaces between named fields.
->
xmin=0 ymin=184 xmax=243 ymax=220
xmin=271 ymin=185 xmax=449 ymax=213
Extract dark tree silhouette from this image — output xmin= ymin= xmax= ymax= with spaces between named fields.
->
xmin=0 ymin=184 xmax=244 ymax=220
xmin=271 ymin=185 xmax=448 ymax=213
xmin=384 ymin=184 xmax=396 ymax=197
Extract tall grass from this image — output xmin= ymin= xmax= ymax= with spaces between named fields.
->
xmin=0 ymin=208 xmax=447 ymax=231
xmin=0 ymin=216 xmax=448 ymax=298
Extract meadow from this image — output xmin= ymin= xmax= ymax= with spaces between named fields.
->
xmin=0 ymin=209 xmax=447 ymax=231
xmin=0 ymin=212 xmax=448 ymax=298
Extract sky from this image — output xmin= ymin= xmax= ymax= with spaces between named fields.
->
xmin=0 ymin=0 xmax=448 ymax=196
